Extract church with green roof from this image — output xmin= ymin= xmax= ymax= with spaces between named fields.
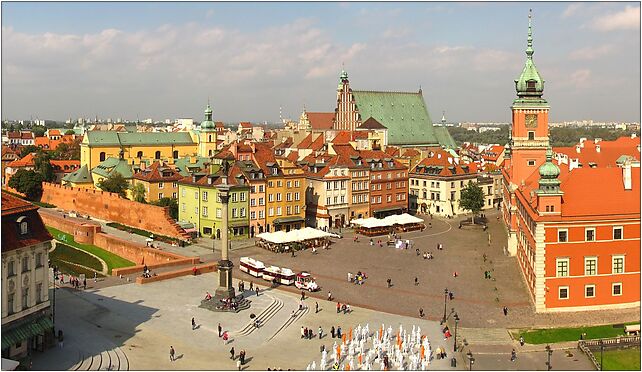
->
xmin=333 ymin=70 xmax=456 ymax=148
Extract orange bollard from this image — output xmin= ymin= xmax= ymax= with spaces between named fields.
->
xmin=342 ymin=333 xmax=347 ymax=344
xmin=349 ymin=327 xmax=353 ymax=341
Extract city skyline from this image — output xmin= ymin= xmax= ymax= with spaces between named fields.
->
xmin=2 ymin=1 xmax=640 ymax=123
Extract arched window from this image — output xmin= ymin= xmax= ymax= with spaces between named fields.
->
xmin=17 ymin=216 xmax=28 ymax=235
xmin=137 ymin=151 xmax=143 ymax=158
xmin=173 ymin=150 xmax=179 ymax=159
xmin=208 ymin=135 xmax=212 ymax=142
xmin=99 ymin=152 xmax=106 ymax=162
xmin=155 ymin=151 xmax=161 ymax=160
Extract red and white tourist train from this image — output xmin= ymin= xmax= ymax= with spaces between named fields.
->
xmin=239 ymin=256 xmax=319 ymax=291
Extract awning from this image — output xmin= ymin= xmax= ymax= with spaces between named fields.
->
xmin=373 ymin=207 xmax=403 ymax=213
xmin=1 ymin=358 xmax=19 ymax=371
xmin=2 ymin=316 xmax=53 ymax=350
xmin=273 ymin=216 xmax=305 ymax=225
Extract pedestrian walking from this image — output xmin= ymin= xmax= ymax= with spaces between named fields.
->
xmin=240 ymin=350 xmax=246 ymax=365
xmin=336 ymin=302 xmax=341 ymax=313
xmin=419 ymin=308 xmax=424 ymax=318
xmin=328 ymin=291 xmax=332 ymax=301
xmin=218 ymin=323 xmax=222 ymax=337
xmin=301 ymin=290 xmax=305 ymax=301
xmin=510 ymin=348 xmax=517 ymax=362
xmin=170 ymin=346 xmax=175 ymax=361
xmin=337 ymin=326 xmax=342 ymax=338
xmin=331 ymin=326 xmax=335 ymax=338
xmin=223 ymin=331 xmax=229 ymax=344
xmin=387 ymin=278 xmax=392 ymax=288
xmin=236 ymin=359 xmax=241 ymax=370
xmin=249 ymin=281 xmax=254 ymax=291
xmin=301 ymin=326 xmax=305 ymax=339
xmin=503 ymin=306 xmax=508 ymax=316
xmin=191 ymin=317 xmax=196 ymax=330
xmin=318 ymin=326 xmax=323 ymax=339
xmin=519 ymin=336 xmax=524 ymax=346
xmin=414 ymin=277 xmax=419 ymax=286
xmin=230 ymin=346 xmax=235 ymax=360
xmin=315 ymin=302 xmax=319 ymax=313
xmin=255 ymin=286 xmax=260 ymax=296
xmin=83 ymin=278 xmax=87 ymax=290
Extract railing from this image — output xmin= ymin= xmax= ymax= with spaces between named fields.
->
xmin=578 ymin=336 xmax=641 ymax=370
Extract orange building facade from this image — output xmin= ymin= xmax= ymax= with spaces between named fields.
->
xmin=502 ymin=13 xmax=640 ymax=312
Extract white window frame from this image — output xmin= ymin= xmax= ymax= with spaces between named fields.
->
xmin=613 ymin=226 xmax=623 ymax=240
xmin=556 ymin=258 xmax=569 ymax=277
xmin=527 ymin=160 xmax=536 ymax=166
xmin=612 ymin=255 xmax=625 ymax=274
xmin=232 ymin=208 xmax=238 ymax=218
xmin=202 ymin=206 xmax=208 ymax=217
xmin=158 ymin=192 xmax=164 ymax=199
xmin=585 ymin=284 xmax=596 ymax=298
xmin=558 ymin=286 xmax=569 ymax=300
xmin=216 ymin=208 xmax=222 ymax=218
xmin=585 ymin=228 xmax=595 ymax=242
xmin=612 ymin=282 xmax=622 ymax=296
xmin=276 ymin=206 xmax=282 ymax=216
xmin=258 ymin=210 xmax=264 ymax=219
xmin=584 ymin=256 xmax=598 ymax=276
xmin=557 ymin=229 xmax=568 ymax=243
xmin=158 ymin=182 xmax=164 ymax=189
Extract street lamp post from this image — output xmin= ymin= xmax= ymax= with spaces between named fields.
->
xmin=453 ymin=313 xmax=460 ymax=352
xmin=545 ymin=344 xmax=552 ymax=371
xmin=442 ymin=288 xmax=449 ymax=324
xmin=599 ymin=340 xmax=604 ymax=371
xmin=466 ymin=351 xmax=475 ymax=371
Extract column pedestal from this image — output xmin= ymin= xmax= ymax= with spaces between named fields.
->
xmin=215 ymin=259 xmax=235 ymax=299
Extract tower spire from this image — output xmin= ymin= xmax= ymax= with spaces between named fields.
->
xmin=526 ymin=9 xmax=534 ymax=59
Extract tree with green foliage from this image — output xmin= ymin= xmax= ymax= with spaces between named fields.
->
xmin=459 ymin=181 xmax=485 ymax=225
xmin=19 ymin=145 xmax=41 ymax=158
xmin=130 ymin=182 xmax=147 ymax=203
xmin=64 ymin=129 xmax=75 ymax=135
xmin=8 ymin=169 xmax=44 ymax=200
xmin=31 ymin=126 xmax=46 ymax=137
xmin=34 ymin=151 xmax=55 ymax=182
xmin=96 ymin=172 xmax=129 ymax=198
xmin=152 ymin=197 xmax=178 ymax=220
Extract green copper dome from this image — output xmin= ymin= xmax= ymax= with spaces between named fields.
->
xmin=539 ymin=147 xmax=560 ymax=178
xmin=515 ymin=11 xmax=545 ymax=98
xmin=201 ymin=103 xmax=215 ymax=131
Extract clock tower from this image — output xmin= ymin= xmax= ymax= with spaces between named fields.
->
xmin=507 ymin=10 xmax=549 ymax=187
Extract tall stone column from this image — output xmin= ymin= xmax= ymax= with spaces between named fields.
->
xmin=215 ymin=184 xmax=235 ymax=299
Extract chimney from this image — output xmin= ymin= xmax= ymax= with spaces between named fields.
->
xmin=437 ymin=153 xmax=441 ymax=159
xmin=623 ymin=162 xmax=632 ymax=190
xmin=632 ymin=133 xmax=637 ymax=139
xmin=569 ymin=158 xmax=579 ymax=172
xmin=576 ymin=145 xmax=581 ymax=153
xmin=140 ymin=161 xmax=147 ymax=170
xmin=637 ymin=144 xmax=640 ymax=153
xmin=579 ymin=137 xmax=586 ymax=147
xmin=447 ymin=157 xmax=453 ymax=165
xmin=596 ymin=144 xmax=600 ymax=153
xmin=594 ymin=137 xmax=602 ymax=144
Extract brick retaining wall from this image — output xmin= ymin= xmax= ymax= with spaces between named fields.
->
xmin=136 ymin=263 xmax=217 ymax=284
xmin=40 ymin=182 xmax=190 ymax=240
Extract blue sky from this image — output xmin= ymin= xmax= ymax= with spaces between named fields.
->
xmin=2 ymin=1 xmax=640 ymax=123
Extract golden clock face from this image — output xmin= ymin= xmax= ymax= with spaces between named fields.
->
xmin=525 ymin=114 xmax=538 ymax=128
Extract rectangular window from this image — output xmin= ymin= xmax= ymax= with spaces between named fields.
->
xmin=286 ymin=206 xmax=291 ymax=215
xmin=558 ymin=286 xmax=569 ymax=300
xmin=268 ymin=194 xmax=274 ymax=202
xmin=36 ymin=253 xmax=43 ymax=268
xmin=371 ymin=197 xmax=376 ymax=204
xmin=371 ymin=184 xmax=376 ymax=191
xmin=387 ymin=195 xmax=392 ymax=202
xmin=250 ymin=198 xmax=256 ymax=207
xmin=527 ymin=160 xmax=536 ymax=166
xmin=181 ymin=203 xmax=186 ymax=212
xmin=334 ymin=196 xmax=338 ymax=204
xmin=268 ymin=181 xmax=273 ymax=188
xmin=202 ymin=206 xmax=208 ymax=217
xmin=36 ymin=283 xmax=43 ymax=303
xmin=259 ymin=197 xmax=265 ymax=206
xmin=259 ymin=185 xmax=265 ymax=192
xmin=612 ymin=256 xmax=624 ymax=274
xmin=585 ymin=285 xmax=595 ymax=298
xmin=216 ymin=208 xmax=222 ymax=218
xmin=558 ymin=229 xmax=568 ymax=242
xmin=377 ymin=196 xmax=382 ymax=203
xmin=172 ymin=192 xmax=177 ymax=199
xmin=231 ymin=193 xmax=237 ymax=202
xmin=327 ymin=197 xmax=331 ymax=205
xmin=584 ymin=257 xmax=597 ymax=276
xmin=22 ymin=288 xmax=29 ymax=309
xmin=158 ymin=182 xmax=164 ymax=189
xmin=22 ymin=257 xmax=29 ymax=273
xmin=251 ymin=211 xmax=256 ymax=220
xmin=172 ymin=182 xmax=178 ymax=188
xmin=295 ymin=180 xmax=300 ymax=188
xmin=240 ymin=208 xmax=246 ymax=218
xmin=340 ymin=196 xmax=345 ymax=204
xmin=202 ymin=191 xmax=208 ymax=201
xmin=7 ymin=293 xmax=14 ymax=314
xmin=182 ymin=188 xmax=186 ymax=197
xmin=295 ymin=192 xmax=300 ymax=201
xmin=295 ymin=205 xmax=300 ymax=214
xmin=276 ymin=193 xmax=282 ymax=202
xmin=277 ymin=207 xmax=282 ymax=216
xmin=277 ymin=180 xmax=282 ymax=187
xmin=240 ymin=192 xmax=246 ymax=202
xmin=287 ymin=181 xmax=291 ymax=188
xmin=194 ymin=191 xmax=198 ymax=199
xmin=258 ymin=210 xmax=264 ymax=219
xmin=613 ymin=226 xmax=623 ymax=240
xmin=158 ymin=193 xmax=163 ymax=199
xmin=286 ymin=193 xmax=292 ymax=201
xmin=585 ymin=228 xmax=595 ymax=242
xmin=556 ymin=258 xmax=569 ymax=277
xmin=612 ymin=283 xmax=622 ymax=296
xmin=232 ymin=208 xmax=238 ymax=218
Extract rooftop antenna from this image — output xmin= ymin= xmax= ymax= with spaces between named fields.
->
xmin=279 ymin=105 xmax=283 ymax=124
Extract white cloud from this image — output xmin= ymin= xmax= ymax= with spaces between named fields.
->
xmin=569 ymin=69 xmax=591 ymax=87
xmin=592 ymin=5 xmax=640 ymax=31
xmin=562 ymin=3 xmax=582 ymax=18
xmin=569 ymin=44 xmax=614 ymax=60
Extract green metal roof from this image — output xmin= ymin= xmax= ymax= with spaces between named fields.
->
xmin=352 ymin=90 xmax=441 ymax=146
xmin=514 ymin=11 xmax=545 ymax=100
xmin=174 ymin=156 xmax=209 ymax=176
xmin=92 ymin=157 xmax=133 ymax=178
xmin=85 ymin=131 xmax=195 ymax=147
xmin=433 ymin=126 xmax=457 ymax=149
xmin=2 ymin=315 xmax=53 ymax=350
xmin=62 ymin=164 xmax=93 ymax=183
xmin=273 ymin=216 xmax=305 ymax=224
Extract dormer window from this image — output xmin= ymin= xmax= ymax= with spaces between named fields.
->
xmin=272 ymin=167 xmax=278 ymax=175
xmin=17 ymin=216 xmax=28 ymax=235
xmin=526 ymin=80 xmax=537 ymax=92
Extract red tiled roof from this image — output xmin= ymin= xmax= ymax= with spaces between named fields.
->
xmin=307 ymin=112 xmax=335 ymax=130
xmin=411 ymin=149 xmax=475 ymax=177
xmin=297 ymin=134 xmax=314 ymax=149
xmin=1 ymin=192 xmax=38 ymax=216
xmin=21 ymin=132 xmax=34 ymax=139
xmin=384 ymin=147 xmax=400 ymax=156
xmin=332 ymin=131 xmax=353 ymax=144
xmin=1 ymin=193 xmax=52 ymax=251
xmin=554 ymin=136 xmax=640 ymax=168
xmin=48 ymin=129 xmax=61 ymax=136
xmin=7 ymin=153 xmax=36 ymax=168
xmin=359 ymin=117 xmax=387 ymax=129
xmin=51 ymin=160 xmax=80 ymax=173
xmin=134 ymin=161 xmax=183 ymax=182
xmin=286 ymin=151 xmax=299 ymax=163
xmin=7 ymin=132 xmax=21 ymax=139
xmin=401 ymin=148 xmax=420 ymax=157
xmin=239 ymin=122 xmax=252 ymax=129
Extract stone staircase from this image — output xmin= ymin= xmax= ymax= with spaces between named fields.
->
xmin=459 ymin=327 xmax=514 ymax=346
xmin=71 ymin=345 xmax=129 ymax=371
xmin=267 ymin=305 xmax=310 ymax=341
xmin=233 ymin=295 xmax=284 ymax=337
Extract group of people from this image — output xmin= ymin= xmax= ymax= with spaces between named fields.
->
xmin=142 ymin=265 xmax=153 ymax=278
xmin=416 ymin=249 xmax=434 ymax=260
xmin=336 ymin=302 xmax=352 ymax=314
xmin=229 ymin=347 xmax=247 ymax=370
xmin=57 ymin=271 xmax=87 ymax=290
xmin=301 ymin=326 xmax=317 ymax=339
xmin=348 ymin=271 xmax=367 ymax=285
